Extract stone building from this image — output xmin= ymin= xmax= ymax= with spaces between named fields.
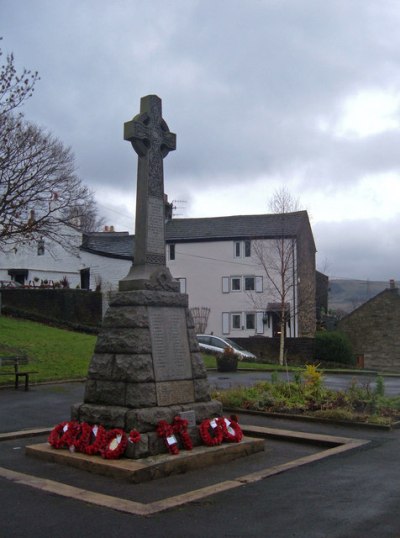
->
xmin=337 ymin=281 xmax=400 ymax=372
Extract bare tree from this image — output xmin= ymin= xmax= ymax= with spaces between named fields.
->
xmin=63 ymin=198 xmax=106 ymax=232
xmin=0 ymin=37 xmax=39 ymax=118
xmin=0 ymin=39 xmax=102 ymax=251
xmin=252 ymin=187 xmax=305 ymax=365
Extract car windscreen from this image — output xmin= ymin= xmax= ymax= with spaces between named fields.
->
xmin=223 ymin=337 xmax=247 ymax=351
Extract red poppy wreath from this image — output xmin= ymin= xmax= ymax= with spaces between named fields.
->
xmin=100 ymin=428 xmax=128 ymax=460
xmin=48 ymin=421 xmax=80 ymax=449
xmin=199 ymin=417 xmax=224 ymax=446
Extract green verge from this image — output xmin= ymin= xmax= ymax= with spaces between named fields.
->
xmin=0 ymin=316 xmax=96 ymax=383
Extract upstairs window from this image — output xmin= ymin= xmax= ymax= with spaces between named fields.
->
xmin=233 ymin=240 xmax=251 ymax=258
xmin=169 ymin=244 xmax=175 ymax=260
xmin=37 ymin=239 xmax=45 ymax=256
xmin=234 ymin=241 xmax=241 ymax=258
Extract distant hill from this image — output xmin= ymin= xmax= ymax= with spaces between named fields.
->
xmin=328 ymin=279 xmax=393 ymax=314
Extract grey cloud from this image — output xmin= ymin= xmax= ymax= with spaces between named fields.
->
xmin=315 ymin=217 xmax=400 ymax=280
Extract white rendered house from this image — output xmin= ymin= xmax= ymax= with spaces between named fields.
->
xmin=0 ymin=212 xmax=317 ymax=338
xmin=165 ymin=212 xmax=316 ymax=338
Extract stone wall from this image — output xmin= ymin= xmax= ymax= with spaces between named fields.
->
xmin=338 ymin=288 xmax=400 ymax=372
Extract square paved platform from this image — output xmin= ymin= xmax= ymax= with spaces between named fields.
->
xmin=26 ymin=436 xmax=264 ymax=483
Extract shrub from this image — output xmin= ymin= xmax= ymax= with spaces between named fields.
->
xmin=315 ymin=331 xmax=355 ymax=365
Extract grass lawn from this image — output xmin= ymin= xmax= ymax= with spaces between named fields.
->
xmin=0 ymin=316 xmax=96 ymax=383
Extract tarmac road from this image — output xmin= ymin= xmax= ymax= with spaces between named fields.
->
xmin=1 ymin=378 xmax=400 ymax=537
xmin=208 ymin=370 xmax=400 ymax=396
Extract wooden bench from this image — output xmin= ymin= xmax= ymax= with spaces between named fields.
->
xmin=0 ymin=356 xmax=38 ymax=391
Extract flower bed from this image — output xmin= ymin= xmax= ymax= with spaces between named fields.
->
xmin=213 ymin=365 xmax=400 ymax=427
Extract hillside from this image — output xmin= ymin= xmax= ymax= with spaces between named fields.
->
xmin=328 ymin=279 xmax=392 ymax=314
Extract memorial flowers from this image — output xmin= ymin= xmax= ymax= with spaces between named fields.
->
xmin=172 ymin=416 xmax=193 ymax=451
xmin=156 ymin=420 xmax=179 ymax=455
xmin=100 ymin=428 xmax=128 ymax=460
xmin=48 ymin=421 xmax=80 ymax=449
xmin=48 ymin=414 xmax=243 ymax=460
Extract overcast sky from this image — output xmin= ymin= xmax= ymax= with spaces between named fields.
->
xmin=3 ymin=0 xmax=400 ymax=281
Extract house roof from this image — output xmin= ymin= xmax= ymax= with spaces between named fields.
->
xmin=166 ymin=211 xmax=311 ymax=242
xmin=81 ymin=232 xmax=134 ymax=260
xmin=80 ymin=211 xmax=314 ymax=260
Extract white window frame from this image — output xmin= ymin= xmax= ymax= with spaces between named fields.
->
xmin=234 ymin=241 xmax=241 ymax=258
xmin=231 ymin=312 xmax=242 ymax=330
xmin=244 ymin=276 xmax=255 ymax=291
xmin=244 ymin=240 xmax=251 ymax=257
xmin=245 ymin=312 xmax=255 ymax=330
xmin=230 ymin=276 xmax=241 ymax=292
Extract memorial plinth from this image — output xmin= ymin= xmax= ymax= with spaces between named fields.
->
xmin=72 ymin=95 xmax=223 ymax=458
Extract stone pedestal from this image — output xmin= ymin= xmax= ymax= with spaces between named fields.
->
xmin=72 ymin=278 xmax=222 ymax=458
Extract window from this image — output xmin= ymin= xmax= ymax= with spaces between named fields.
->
xmin=246 ymin=313 xmax=255 ymax=330
xmin=169 ymin=244 xmax=175 ymax=260
xmin=231 ymin=277 xmax=241 ymax=291
xmin=244 ymin=276 xmax=255 ymax=291
xmin=37 ymin=239 xmax=45 ymax=256
xmin=231 ymin=313 xmax=241 ymax=329
xmin=234 ymin=241 xmax=241 ymax=258
xmin=234 ymin=240 xmax=251 ymax=258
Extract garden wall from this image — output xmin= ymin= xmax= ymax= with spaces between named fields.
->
xmin=0 ymin=289 xmax=102 ymax=332
xmin=231 ymin=336 xmax=315 ymax=365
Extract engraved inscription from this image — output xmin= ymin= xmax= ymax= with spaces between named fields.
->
xmin=148 ymin=307 xmax=192 ymax=381
xmin=179 ymin=410 xmax=196 ymax=427
xmin=147 ymin=196 xmax=165 ymax=255
xmin=156 ymin=380 xmax=195 ymax=406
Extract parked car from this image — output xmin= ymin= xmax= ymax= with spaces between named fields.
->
xmin=0 ymin=280 xmax=22 ymax=288
xmin=196 ymin=334 xmax=257 ymax=361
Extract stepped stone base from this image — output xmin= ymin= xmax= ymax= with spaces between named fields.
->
xmin=72 ymin=278 xmax=223 ymax=458
xmin=26 ymin=436 xmax=264 ymax=483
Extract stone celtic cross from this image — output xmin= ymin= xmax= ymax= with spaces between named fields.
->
xmin=119 ymin=95 xmax=176 ymax=291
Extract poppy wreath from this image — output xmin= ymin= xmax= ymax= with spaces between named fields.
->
xmin=83 ymin=424 xmax=107 ymax=456
xmin=156 ymin=420 xmax=179 ymax=455
xmin=128 ymin=429 xmax=141 ymax=444
xmin=220 ymin=416 xmax=243 ymax=443
xmin=48 ymin=421 xmax=80 ymax=449
xmin=199 ymin=417 xmax=224 ymax=446
xmin=72 ymin=422 xmax=93 ymax=453
xmin=172 ymin=416 xmax=193 ymax=451
xmin=100 ymin=428 xmax=128 ymax=460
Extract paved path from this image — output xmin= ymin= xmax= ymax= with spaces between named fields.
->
xmin=1 ymin=381 xmax=400 ymax=537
